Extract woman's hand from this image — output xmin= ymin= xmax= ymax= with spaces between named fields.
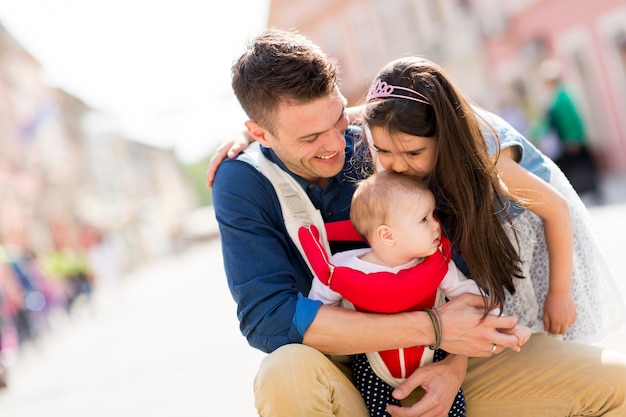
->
xmin=543 ymin=288 xmax=577 ymax=335
xmin=386 ymin=354 xmax=466 ymax=417
xmin=206 ymin=130 xmax=253 ymax=188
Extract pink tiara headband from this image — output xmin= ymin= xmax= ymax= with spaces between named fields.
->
xmin=366 ymin=79 xmax=431 ymax=105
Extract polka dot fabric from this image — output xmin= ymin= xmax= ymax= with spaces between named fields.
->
xmin=351 ymin=349 xmax=465 ymax=417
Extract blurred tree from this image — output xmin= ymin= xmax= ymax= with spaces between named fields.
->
xmin=181 ymin=151 xmax=215 ymax=207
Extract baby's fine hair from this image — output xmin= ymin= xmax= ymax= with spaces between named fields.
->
xmin=351 ymin=170 xmax=431 ymax=243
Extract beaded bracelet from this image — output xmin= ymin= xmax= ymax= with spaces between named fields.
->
xmin=424 ymin=308 xmax=443 ymax=350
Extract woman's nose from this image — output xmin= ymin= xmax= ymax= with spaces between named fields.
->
xmin=391 ymin=157 xmax=409 ymax=173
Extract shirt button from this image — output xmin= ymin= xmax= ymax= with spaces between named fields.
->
xmin=326 ymin=210 xmax=333 ymax=217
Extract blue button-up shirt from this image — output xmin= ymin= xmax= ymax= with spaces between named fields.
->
xmin=212 ymin=127 xmax=368 ymax=353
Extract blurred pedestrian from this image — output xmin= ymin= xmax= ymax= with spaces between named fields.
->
xmin=538 ymin=59 xmax=601 ymax=200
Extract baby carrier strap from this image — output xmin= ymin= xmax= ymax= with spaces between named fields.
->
xmin=299 ymin=224 xmax=452 ymax=313
xmin=325 ymin=219 xmax=364 ymax=242
xmin=242 ymin=142 xmax=332 ymax=274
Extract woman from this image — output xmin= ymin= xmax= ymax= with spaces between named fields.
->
xmin=362 ymin=56 xmax=625 ymax=341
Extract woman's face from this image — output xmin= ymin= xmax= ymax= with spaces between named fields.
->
xmin=368 ymin=126 xmax=437 ymax=180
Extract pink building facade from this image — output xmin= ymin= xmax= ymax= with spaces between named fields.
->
xmin=477 ymin=0 xmax=626 ymax=172
xmin=267 ymin=0 xmax=626 ymax=173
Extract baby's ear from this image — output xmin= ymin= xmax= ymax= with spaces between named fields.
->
xmin=375 ymin=225 xmax=395 ymax=247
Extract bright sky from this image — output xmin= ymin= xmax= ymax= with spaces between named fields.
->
xmin=0 ymin=0 xmax=270 ymax=162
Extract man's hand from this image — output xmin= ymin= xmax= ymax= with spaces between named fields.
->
xmin=386 ymin=354 xmax=466 ymax=417
xmin=438 ymin=294 xmax=530 ymax=356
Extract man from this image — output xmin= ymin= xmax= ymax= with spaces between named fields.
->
xmin=211 ymin=28 xmax=626 ymax=417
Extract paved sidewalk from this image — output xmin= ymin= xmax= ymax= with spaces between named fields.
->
xmin=586 ymin=202 xmax=626 ymax=352
xmin=0 ymin=240 xmax=265 ymax=417
xmin=596 ymin=171 xmax=626 ymax=206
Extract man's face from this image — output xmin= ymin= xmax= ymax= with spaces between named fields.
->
xmin=260 ymin=87 xmax=349 ymax=188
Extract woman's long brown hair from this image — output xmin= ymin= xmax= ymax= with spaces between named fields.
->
xmin=363 ymin=57 xmax=523 ymax=313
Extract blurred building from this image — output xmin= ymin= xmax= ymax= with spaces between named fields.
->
xmin=474 ymin=0 xmax=626 ymax=172
xmin=268 ymin=0 xmax=488 ymax=106
xmin=0 ymin=23 xmax=198 ymax=269
xmin=267 ymin=0 xmax=626 ymax=173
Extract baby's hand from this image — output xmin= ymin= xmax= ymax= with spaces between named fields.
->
xmin=496 ymin=320 xmax=531 ymax=351
xmin=513 ymin=325 xmax=531 ymax=347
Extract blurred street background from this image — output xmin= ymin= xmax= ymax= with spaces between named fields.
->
xmin=0 ymin=194 xmax=624 ymax=417
xmin=0 ymin=0 xmax=625 ymax=416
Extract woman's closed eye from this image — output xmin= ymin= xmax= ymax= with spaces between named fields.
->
xmin=372 ymin=146 xmax=388 ymax=154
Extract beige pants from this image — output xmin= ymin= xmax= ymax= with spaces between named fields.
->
xmin=254 ymin=334 xmax=626 ymax=416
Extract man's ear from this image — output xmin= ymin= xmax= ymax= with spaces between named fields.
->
xmin=245 ymin=120 xmax=272 ymax=148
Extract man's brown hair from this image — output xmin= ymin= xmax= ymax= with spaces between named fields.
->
xmin=231 ymin=28 xmax=338 ymax=134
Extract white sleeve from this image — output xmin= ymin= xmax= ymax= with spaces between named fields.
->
xmin=308 ymin=276 xmax=342 ymax=306
xmin=440 ymin=261 xmax=501 ymax=315
xmin=439 ymin=261 xmax=482 ymax=299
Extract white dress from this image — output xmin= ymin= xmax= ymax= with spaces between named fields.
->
xmin=481 ymin=109 xmax=626 ymax=342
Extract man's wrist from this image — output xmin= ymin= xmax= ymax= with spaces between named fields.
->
xmin=410 ymin=310 xmax=438 ymax=348
xmin=424 ymin=308 xmax=443 ymax=350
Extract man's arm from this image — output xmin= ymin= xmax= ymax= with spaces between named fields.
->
xmin=305 ymin=294 xmax=524 ymax=356
xmin=213 ymin=158 xmax=314 ymax=352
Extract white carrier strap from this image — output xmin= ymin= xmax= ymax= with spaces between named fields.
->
xmin=242 ymin=142 xmax=331 ymax=271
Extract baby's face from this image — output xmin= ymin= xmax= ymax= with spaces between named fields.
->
xmin=388 ymin=191 xmax=441 ymax=259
